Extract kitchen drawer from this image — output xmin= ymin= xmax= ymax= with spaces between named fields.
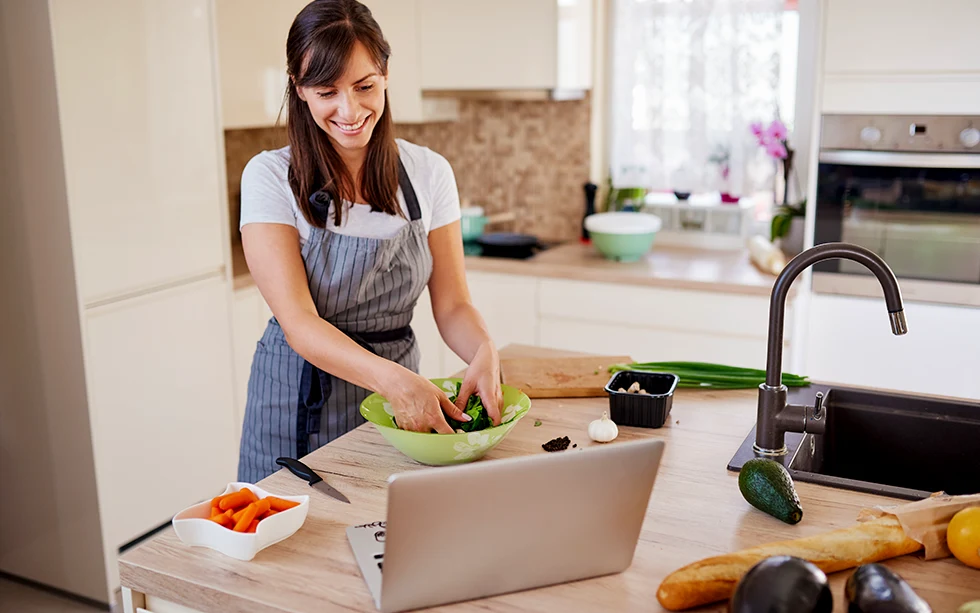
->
xmin=538 ymin=279 xmax=778 ymax=340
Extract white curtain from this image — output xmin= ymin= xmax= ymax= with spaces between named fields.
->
xmin=610 ymin=0 xmax=785 ymax=196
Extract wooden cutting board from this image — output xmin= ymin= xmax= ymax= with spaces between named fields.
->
xmin=500 ymin=355 xmax=633 ymax=398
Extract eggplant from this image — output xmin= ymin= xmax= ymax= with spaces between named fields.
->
xmin=845 ymin=563 xmax=932 ymax=613
xmin=729 ymin=555 xmax=832 ymax=613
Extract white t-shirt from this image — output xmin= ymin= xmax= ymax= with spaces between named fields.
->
xmin=239 ymin=139 xmax=461 ymax=244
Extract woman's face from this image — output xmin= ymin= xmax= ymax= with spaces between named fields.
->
xmin=296 ymin=41 xmax=387 ymax=154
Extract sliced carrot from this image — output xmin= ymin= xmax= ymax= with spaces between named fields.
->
xmin=240 ymin=487 xmax=258 ymax=504
xmin=210 ymin=506 xmax=223 ymax=518
xmin=233 ymin=503 xmax=259 ymax=532
xmin=247 ymin=519 xmax=259 ymax=533
xmin=254 ymin=499 xmax=271 ymax=516
xmin=210 ymin=493 xmax=230 ymax=508
xmin=259 ymin=509 xmax=279 ymax=520
xmin=218 ymin=490 xmax=253 ymax=511
xmin=267 ymin=496 xmax=299 ymax=511
xmin=232 ymin=506 xmax=248 ymax=523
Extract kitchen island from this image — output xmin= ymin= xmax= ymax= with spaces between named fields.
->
xmin=119 ymin=346 xmax=979 ymax=612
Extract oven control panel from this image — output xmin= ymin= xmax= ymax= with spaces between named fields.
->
xmin=822 ymin=115 xmax=980 ymax=152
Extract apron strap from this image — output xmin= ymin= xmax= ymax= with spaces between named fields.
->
xmin=397 ymin=159 xmax=422 ymax=222
xmin=308 ymin=157 xmax=421 ymax=223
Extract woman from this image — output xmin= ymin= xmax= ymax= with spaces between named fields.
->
xmin=237 ymin=0 xmax=500 ymax=482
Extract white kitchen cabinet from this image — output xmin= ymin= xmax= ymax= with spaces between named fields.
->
xmin=412 ymin=287 xmax=445 ymax=378
xmin=84 ymin=276 xmax=238 ymax=585
xmin=805 ymin=294 xmax=980 ymax=400
xmin=820 ymin=0 xmax=980 ymax=114
xmin=823 ymin=0 xmax=980 ymax=75
xmin=536 ymin=278 xmax=794 ymax=371
xmin=50 ymin=0 xmax=227 ymax=304
xmin=214 ymin=0 xmax=307 ymax=128
xmin=418 ymin=0 xmax=558 ymax=91
xmin=413 ymin=271 xmax=541 ymax=377
xmin=2 ymin=1 xmax=238 ymax=604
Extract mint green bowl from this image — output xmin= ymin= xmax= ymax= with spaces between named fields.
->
xmin=585 ymin=212 xmax=662 ymax=262
xmin=359 ymin=378 xmax=532 ymax=466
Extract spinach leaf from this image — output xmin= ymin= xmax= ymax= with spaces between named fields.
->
xmin=446 ymin=381 xmax=492 ymax=432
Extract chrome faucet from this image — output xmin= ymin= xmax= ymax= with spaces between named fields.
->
xmin=754 ymin=242 xmax=908 ymax=456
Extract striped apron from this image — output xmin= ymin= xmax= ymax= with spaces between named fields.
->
xmin=238 ymin=159 xmax=433 ymax=482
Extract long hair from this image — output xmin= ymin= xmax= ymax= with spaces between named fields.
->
xmin=284 ymin=0 xmax=400 ymax=227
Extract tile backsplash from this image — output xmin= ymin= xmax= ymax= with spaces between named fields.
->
xmin=223 ymin=95 xmax=591 ymax=255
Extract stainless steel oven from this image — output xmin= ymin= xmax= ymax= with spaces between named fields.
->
xmin=813 ymin=114 xmax=980 ymax=307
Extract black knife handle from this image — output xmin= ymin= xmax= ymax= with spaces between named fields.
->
xmin=275 ymin=457 xmax=323 ymax=486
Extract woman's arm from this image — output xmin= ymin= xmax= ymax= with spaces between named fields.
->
xmin=427 ymin=221 xmax=502 ymax=423
xmin=242 ymin=223 xmax=465 ymax=433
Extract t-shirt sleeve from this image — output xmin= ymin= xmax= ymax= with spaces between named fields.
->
xmin=427 ymin=151 xmax=462 ymax=231
xmin=239 ymin=152 xmax=297 ymax=230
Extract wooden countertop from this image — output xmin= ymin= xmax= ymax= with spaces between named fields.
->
xmin=232 ymin=240 xmax=783 ymax=297
xmin=118 ymin=346 xmax=979 ymax=612
xmin=466 ymin=242 xmax=782 ymax=296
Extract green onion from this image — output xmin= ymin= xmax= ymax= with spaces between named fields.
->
xmin=608 ymin=361 xmax=810 ymax=390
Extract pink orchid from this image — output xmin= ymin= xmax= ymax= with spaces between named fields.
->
xmin=766 ymin=119 xmax=788 ymax=142
xmin=750 ymin=121 xmax=764 ymax=138
xmin=766 ymin=140 xmax=788 ymax=160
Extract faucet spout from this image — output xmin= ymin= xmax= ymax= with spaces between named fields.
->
xmin=755 ymin=242 xmax=907 ymax=454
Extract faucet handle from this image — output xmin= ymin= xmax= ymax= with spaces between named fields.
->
xmin=813 ymin=392 xmax=825 ymax=421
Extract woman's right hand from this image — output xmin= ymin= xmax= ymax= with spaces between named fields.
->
xmin=380 ymin=365 xmax=471 ymax=434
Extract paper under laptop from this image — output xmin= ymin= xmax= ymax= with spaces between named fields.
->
xmin=347 ymin=521 xmax=387 ymax=609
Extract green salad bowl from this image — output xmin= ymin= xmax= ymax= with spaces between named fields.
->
xmin=359 ymin=378 xmax=532 ymax=466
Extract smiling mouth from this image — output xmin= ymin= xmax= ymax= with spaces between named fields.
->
xmin=333 ymin=115 xmax=370 ymax=133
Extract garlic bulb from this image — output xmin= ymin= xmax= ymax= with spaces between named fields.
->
xmin=588 ymin=412 xmax=619 ymax=443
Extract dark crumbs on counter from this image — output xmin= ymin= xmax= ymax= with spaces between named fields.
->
xmin=542 ymin=436 xmax=571 ymax=452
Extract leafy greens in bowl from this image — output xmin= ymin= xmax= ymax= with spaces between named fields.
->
xmin=359 ymin=378 xmax=532 ymax=465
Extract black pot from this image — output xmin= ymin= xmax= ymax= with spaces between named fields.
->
xmin=475 ymin=233 xmax=545 ymax=259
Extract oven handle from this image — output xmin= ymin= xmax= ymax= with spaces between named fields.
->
xmin=819 ymin=150 xmax=980 ymax=169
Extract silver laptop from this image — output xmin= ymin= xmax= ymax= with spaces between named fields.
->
xmin=346 ymin=438 xmax=665 ymax=613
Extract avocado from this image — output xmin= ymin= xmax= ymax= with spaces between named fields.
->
xmin=845 ymin=564 xmax=932 ymax=613
xmin=729 ymin=555 xmax=832 ymax=613
xmin=738 ymin=458 xmax=803 ymax=524
xmin=958 ymin=602 xmax=980 ymax=613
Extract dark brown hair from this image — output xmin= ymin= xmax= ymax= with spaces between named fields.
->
xmin=284 ymin=0 xmax=400 ymax=227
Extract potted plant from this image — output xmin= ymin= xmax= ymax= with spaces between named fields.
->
xmin=751 ymin=119 xmax=806 ymax=256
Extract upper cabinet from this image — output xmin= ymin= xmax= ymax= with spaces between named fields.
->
xmin=49 ymin=0 xmax=227 ymax=304
xmin=823 ymin=0 xmax=980 ymax=74
xmin=214 ymin=0 xmax=592 ymax=128
xmin=418 ymin=0 xmax=558 ymax=90
xmin=820 ymin=0 xmax=980 ymax=114
xmin=418 ymin=0 xmax=591 ymax=93
xmin=214 ymin=0 xmax=308 ymax=129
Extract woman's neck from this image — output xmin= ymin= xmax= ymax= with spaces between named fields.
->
xmin=336 ymin=147 xmax=367 ymax=203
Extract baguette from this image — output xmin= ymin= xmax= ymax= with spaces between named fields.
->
xmin=656 ymin=515 xmax=922 ymax=611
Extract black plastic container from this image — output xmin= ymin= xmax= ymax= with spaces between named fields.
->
xmin=604 ymin=371 xmax=679 ymax=428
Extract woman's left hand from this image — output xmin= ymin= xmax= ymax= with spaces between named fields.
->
xmin=454 ymin=342 xmax=502 ymax=425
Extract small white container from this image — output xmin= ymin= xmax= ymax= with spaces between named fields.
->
xmin=171 ymin=482 xmax=309 ymax=561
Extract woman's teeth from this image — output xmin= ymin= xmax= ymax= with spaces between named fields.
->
xmin=336 ymin=116 xmax=368 ymax=131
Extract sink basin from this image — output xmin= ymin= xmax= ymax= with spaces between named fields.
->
xmin=728 ymin=384 xmax=980 ymax=500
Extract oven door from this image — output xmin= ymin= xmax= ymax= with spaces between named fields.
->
xmin=813 ymin=150 xmax=980 ymax=307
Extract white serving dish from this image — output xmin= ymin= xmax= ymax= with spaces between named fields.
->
xmin=171 ymin=482 xmax=309 ymax=561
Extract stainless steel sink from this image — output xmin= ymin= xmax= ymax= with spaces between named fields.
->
xmin=728 ymin=383 xmax=980 ymax=500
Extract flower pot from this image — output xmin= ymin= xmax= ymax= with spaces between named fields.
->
xmin=780 ymin=217 xmax=805 ymax=257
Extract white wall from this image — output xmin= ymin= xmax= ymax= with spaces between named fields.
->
xmin=0 ymin=0 xmax=108 ymax=603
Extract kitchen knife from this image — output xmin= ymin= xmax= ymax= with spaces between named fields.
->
xmin=275 ymin=457 xmax=350 ymax=504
